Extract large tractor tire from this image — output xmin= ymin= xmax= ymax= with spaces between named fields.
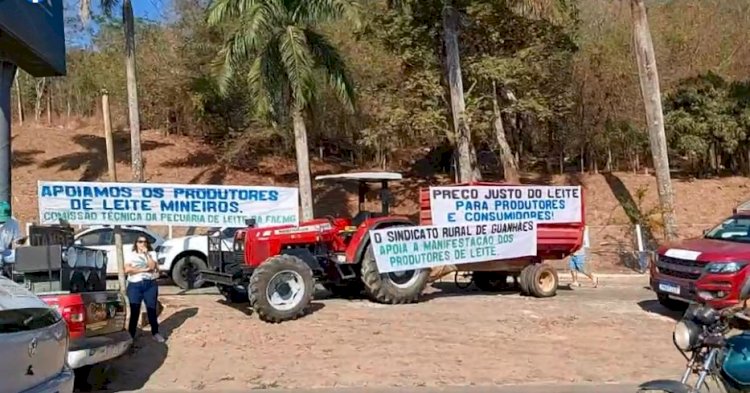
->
xmin=525 ymin=263 xmax=559 ymax=298
xmin=248 ymin=255 xmax=314 ymax=323
xmin=171 ymin=254 xmax=208 ymax=290
xmin=473 ymin=271 xmax=510 ymax=292
xmin=518 ymin=265 xmax=533 ymax=295
xmin=361 ymin=244 xmax=430 ymax=304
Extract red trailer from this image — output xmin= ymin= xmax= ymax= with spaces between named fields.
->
xmin=419 ymin=182 xmax=586 ymax=298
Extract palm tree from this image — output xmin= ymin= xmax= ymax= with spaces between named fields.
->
xmin=208 ymin=0 xmax=359 ymax=221
xmin=80 ymin=0 xmax=144 ymax=182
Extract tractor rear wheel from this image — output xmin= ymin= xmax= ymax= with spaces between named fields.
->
xmin=248 ymin=255 xmax=314 ymax=323
xmin=360 ymin=244 xmax=429 ymax=304
xmin=526 ymin=263 xmax=558 ymax=298
xmin=473 ymin=272 xmax=510 ymax=292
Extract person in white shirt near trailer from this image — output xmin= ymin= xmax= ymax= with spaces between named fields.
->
xmin=125 ymin=234 xmax=165 ymax=343
xmin=569 ymin=225 xmax=598 ymax=288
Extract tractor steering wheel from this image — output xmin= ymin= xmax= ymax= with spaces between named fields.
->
xmin=324 ymin=215 xmax=338 ymax=227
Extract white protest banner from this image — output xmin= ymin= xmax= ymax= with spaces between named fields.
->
xmin=369 ymin=221 xmax=537 ymax=273
xmin=37 ymin=181 xmax=299 ymax=228
xmin=429 ymin=185 xmax=582 ymax=226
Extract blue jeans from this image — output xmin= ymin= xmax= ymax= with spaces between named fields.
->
xmin=127 ymin=279 xmax=159 ymax=338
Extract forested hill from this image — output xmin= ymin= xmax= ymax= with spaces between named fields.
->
xmin=11 ymin=123 xmax=750 ymax=272
xmin=13 ymin=0 xmax=750 ymax=177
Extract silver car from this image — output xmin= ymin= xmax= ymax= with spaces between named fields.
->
xmin=0 ymin=276 xmax=74 ymax=393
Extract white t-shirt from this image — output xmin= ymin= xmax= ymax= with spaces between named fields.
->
xmin=0 ymin=218 xmax=22 ymax=259
xmin=126 ymin=251 xmax=159 ymax=283
xmin=574 ymin=226 xmax=590 ymax=256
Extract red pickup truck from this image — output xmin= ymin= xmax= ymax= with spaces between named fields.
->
xmin=9 ymin=225 xmax=133 ymax=390
xmin=651 ymin=210 xmax=750 ymax=310
xmin=39 ymin=291 xmax=131 ymax=375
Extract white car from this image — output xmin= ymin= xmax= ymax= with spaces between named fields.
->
xmin=158 ymin=227 xmax=238 ymax=289
xmin=73 ymin=226 xmax=238 ymax=290
xmin=73 ymin=226 xmax=165 ymax=276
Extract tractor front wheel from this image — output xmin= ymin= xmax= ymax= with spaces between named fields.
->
xmin=360 ymin=244 xmax=429 ymax=304
xmin=248 ymin=255 xmax=314 ymax=323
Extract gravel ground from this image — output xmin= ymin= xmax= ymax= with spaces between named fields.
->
xmin=97 ymin=275 xmax=686 ymax=391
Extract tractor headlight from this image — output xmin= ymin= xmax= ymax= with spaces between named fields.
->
xmin=704 ymin=262 xmax=748 ymax=274
xmin=673 ymin=320 xmax=700 ymax=351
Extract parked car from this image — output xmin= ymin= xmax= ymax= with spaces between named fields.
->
xmin=0 ymin=275 xmax=75 ymax=393
xmin=651 ymin=209 xmax=750 ymax=310
xmin=157 ymin=227 xmax=238 ymax=289
xmin=73 ymin=225 xmax=239 ymax=290
xmin=73 ymin=225 xmax=165 ymax=277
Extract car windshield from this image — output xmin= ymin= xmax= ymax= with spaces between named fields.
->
xmin=704 ymin=216 xmax=750 ymax=243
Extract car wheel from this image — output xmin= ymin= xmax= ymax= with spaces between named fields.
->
xmin=171 ymin=255 xmax=208 ymax=290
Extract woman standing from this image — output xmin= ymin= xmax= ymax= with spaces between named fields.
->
xmin=569 ymin=225 xmax=598 ymax=288
xmin=125 ymin=235 xmax=165 ymax=342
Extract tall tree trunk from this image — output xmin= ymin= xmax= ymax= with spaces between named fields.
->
xmin=492 ymin=82 xmax=520 ymax=183
xmin=630 ymin=0 xmax=678 ymax=241
xmin=580 ymin=143 xmax=585 ymax=173
xmin=293 ymin=106 xmax=314 ymax=222
xmin=442 ymin=2 xmax=475 ymax=183
xmin=46 ymin=82 xmax=52 ymax=125
xmin=34 ymin=78 xmax=46 ymax=122
xmin=124 ymin=0 xmax=144 ymax=182
xmin=14 ymin=70 xmax=23 ymax=125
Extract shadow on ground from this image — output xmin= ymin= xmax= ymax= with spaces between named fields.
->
xmin=421 ymin=279 xmax=577 ymax=301
xmin=93 ymin=307 xmax=199 ymax=392
xmin=13 ymin=149 xmax=44 ymax=168
xmin=637 ymin=299 xmax=685 ymax=321
xmin=40 ymin=132 xmax=172 ymax=181
xmin=163 ymin=151 xmax=228 ymax=185
xmin=217 ymin=298 xmax=326 ymax=318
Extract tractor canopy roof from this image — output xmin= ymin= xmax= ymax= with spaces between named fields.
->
xmin=315 ymin=172 xmax=402 ymax=183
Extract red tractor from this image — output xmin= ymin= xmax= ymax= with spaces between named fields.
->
xmin=201 ymin=172 xmax=431 ymax=323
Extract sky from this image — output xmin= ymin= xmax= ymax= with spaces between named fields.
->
xmin=64 ymin=0 xmax=173 ymax=47
xmin=131 ymin=0 xmax=171 ymax=21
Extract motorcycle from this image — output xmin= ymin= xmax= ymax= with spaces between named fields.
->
xmin=639 ymin=278 xmax=750 ymax=393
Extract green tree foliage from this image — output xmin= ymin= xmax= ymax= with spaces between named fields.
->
xmin=10 ymin=0 xmax=750 ymax=179
xmin=664 ymin=73 xmax=750 ymax=176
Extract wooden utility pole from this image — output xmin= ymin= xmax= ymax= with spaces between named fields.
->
xmin=123 ymin=0 xmax=144 ymax=182
xmin=102 ymin=90 xmax=127 ymax=299
xmin=630 ymin=0 xmax=678 ymax=241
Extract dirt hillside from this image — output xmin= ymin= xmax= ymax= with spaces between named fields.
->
xmin=12 ymin=123 xmax=749 ymax=272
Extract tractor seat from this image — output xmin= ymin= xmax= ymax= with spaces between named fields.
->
xmin=351 ymin=211 xmax=372 ymax=227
